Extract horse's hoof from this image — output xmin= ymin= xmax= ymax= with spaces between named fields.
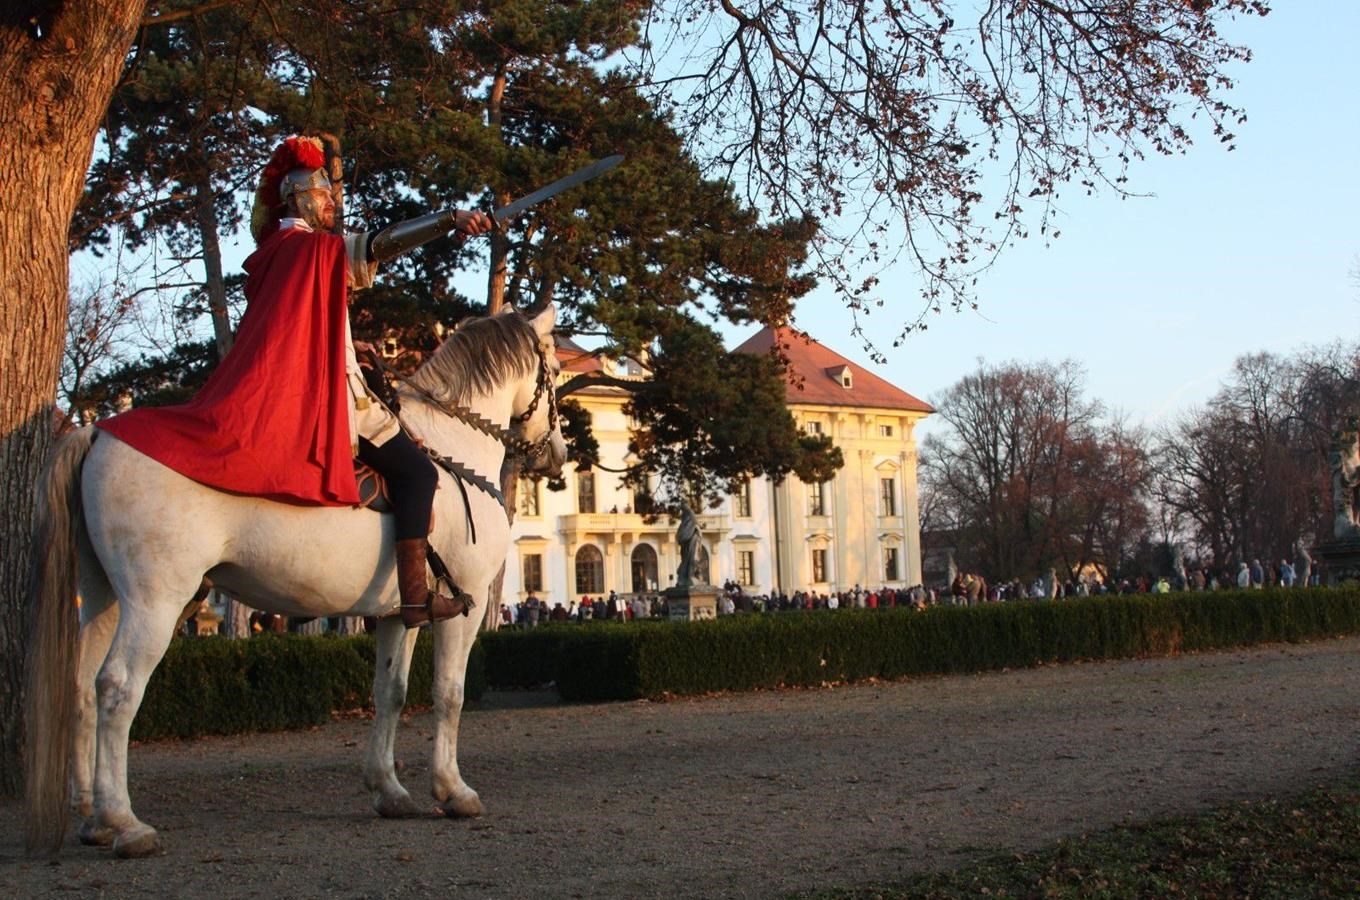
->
xmin=112 ymin=825 xmax=164 ymax=858
xmin=78 ymin=818 xmax=115 ymax=847
xmin=376 ymin=793 xmax=431 ymax=819
xmin=441 ymin=792 xmax=484 ymax=819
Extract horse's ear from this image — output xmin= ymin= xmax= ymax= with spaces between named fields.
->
xmin=529 ymin=303 xmax=556 ymax=338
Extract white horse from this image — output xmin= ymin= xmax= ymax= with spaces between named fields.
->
xmin=24 ymin=304 xmax=566 ymax=858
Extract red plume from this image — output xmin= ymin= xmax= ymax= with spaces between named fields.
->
xmin=251 ymin=136 xmax=327 ymax=244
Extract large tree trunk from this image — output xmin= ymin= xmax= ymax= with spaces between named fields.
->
xmin=480 ymin=58 xmax=514 ymax=627
xmin=485 ymin=60 xmax=510 ymax=314
xmin=194 ymin=165 xmax=234 ymax=359
xmin=483 ymin=454 xmax=522 ymax=633
xmin=0 ymin=1 xmax=148 ymax=795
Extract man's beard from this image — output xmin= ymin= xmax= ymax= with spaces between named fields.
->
xmin=295 ymin=195 xmax=335 ymax=231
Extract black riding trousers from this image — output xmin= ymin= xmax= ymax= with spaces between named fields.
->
xmin=357 ymin=432 xmax=438 ymax=541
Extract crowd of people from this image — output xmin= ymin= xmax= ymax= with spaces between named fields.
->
xmin=947 ymin=557 xmax=1322 ymax=604
xmin=499 ymin=582 xmax=945 ymax=627
xmin=498 ymin=557 xmax=1325 ymax=628
xmin=185 ymin=552 xmax=1327 ymax=637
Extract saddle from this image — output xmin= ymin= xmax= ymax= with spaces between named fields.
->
xmin=353 ymin=460 xmax=393 ymax=513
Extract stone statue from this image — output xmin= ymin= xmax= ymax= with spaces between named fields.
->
xmin=1331 ymin=418 xmax=1360 ymax=539
xmin=675 ymin=503 xmax=702 ymax=588
xmin=1293 ymin=538 xmax=1313 ymax=588
xmin=1041 ymin=567 xmax=1059 ymax=600
xmin=1171 ymin=543 xmax=1188 ymax=591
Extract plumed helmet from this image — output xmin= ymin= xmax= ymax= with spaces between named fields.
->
xmin=250 ymin=136 xmax=330 ymax=244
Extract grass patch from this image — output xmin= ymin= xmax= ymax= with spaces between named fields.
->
xmin=809 ymin=778 xmax=1360 ymax=899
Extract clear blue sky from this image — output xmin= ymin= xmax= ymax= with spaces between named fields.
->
xmin=719 ymin=2 xmax=1359 ymax=436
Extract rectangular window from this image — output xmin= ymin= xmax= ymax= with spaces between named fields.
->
xmin=811 ymin=548 xmax=827 ymax=583
xmin=522 ymin=554 xmax=543 ymax=592
xmin=518 ymin=478 xmax=540 ymax=517
xmin=880 ymin=477 xmax=897 ymax=516
xmin=805 ymin=420 xmax=822 ymax=435
xmin=884 ymin=547 xmax=900 ymax=582
xmin=735 ymin=479 xmax=752 ymax=517
xmin=577 ymin=471 xmax=595 ymax=514
xmin=878 ymin=423 xmax=894 ymax=438
xmin=737 ymin=551 xmax=755 ymax=586
xmin=630 ymin=485 xmax=654 ymax=516
xmin=808 ymin=481 xmax=827 ymax=517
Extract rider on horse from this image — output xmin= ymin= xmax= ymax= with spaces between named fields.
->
xmin=96 ymin=136 xmax=494 ymax=628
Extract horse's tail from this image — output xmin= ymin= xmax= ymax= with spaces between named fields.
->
xmin=24 ymin=426 xmax=97 ymax=856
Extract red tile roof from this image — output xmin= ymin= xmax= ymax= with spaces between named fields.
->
xmin=554 ymin=334 xmax=603 ymax=374
xmin=734 ymin=326 xmax=934 ymax=414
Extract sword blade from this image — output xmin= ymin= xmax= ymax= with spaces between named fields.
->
xmin=493 ymin=154 xmax=624 ymax=224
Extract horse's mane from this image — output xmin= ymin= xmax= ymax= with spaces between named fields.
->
xmin=408 ymin=311 xmax=539 ymax=406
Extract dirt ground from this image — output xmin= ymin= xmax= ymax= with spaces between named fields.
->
xmin=3 ymin=637 xmax=1359 ymax=899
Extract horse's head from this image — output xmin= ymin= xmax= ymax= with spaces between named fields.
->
xmin=406 ymin=303 xmax=567 ymax=478
xmin=509 ymin=304 xmax=567 ymax=479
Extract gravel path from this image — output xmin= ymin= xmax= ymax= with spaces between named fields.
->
xmin=3 ymin=637 xmax=1359 ymax=898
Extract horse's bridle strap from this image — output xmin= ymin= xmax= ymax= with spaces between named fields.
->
xmin=362 ymin=339 xmax=555 ymax=520
xmin=392 ymin=343 xmax=557 ymax=461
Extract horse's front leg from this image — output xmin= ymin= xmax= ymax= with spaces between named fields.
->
xmin=363 ymin=617 xmax=428 ymax=818
xmin=429 ymin=615 xmax=484 ymax=818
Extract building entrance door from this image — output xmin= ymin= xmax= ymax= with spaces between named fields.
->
xmin=631 ymin=543 xmax=658 ymax=593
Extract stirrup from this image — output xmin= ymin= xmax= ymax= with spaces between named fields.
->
xmin=400 ymin=586 xmax=474 ymax=628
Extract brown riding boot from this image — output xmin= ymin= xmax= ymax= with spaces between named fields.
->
xmin=396 ymin=538 xmax=474 ymax=628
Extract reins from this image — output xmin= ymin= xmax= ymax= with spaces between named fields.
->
xmin=393 ymin=342 xmax=559 ymax=463
xmin=365 ymin=340 xmax=559 ymax=533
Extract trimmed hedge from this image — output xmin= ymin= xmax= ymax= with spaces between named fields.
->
xmin=477 ymin=625 xmax=564 ymax=687
xmin=132 ymin=631 xmax=486 ymax=741
xmin=128 ymin=588 xmax=1360 ymax=738
xmin=534 ymin=587 xmax=1360 ymax=701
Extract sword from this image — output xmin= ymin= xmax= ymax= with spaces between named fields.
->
xmin=492 ymin=154 xmax=625 ymax=227
xmin=368 ymin=155 xmax=624 ymax=263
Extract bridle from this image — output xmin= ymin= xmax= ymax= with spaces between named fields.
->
xmin=395 ymin=341 xmax=561 ymax=463
xmin=509 ymin=342 xmax=561 ymax=462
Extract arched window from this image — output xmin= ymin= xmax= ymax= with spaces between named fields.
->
xmin=574 ymin=544 xmax=604 ymax=595
xmin=631 ymin=543 xmax=658 ymax=593
xmin=696 ymin=545 xmax=711 ymax=585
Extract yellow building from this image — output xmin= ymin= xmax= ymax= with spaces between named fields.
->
xmin=505 ymin=327 xmax=932 ymax=608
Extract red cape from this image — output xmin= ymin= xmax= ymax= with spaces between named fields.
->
xmin=97 ymin=228 xmax=359 ymax=506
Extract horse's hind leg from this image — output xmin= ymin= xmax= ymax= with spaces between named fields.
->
xmin=363 ymin=617 xmax=428 ymax=818
xmin=430 ymin=616 xmax=484 ymax=818
xmin=73 ymin=579 xmax=119 ymax=845
xmin=91 ymin=595 xmax=183 ymax=858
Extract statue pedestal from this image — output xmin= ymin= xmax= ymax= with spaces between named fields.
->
xmin=1313 ymin=538 xmax=1360 ymax=585
xmin=665 ymin=585 xmax=718 ymax=621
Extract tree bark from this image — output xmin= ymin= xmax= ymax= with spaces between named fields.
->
xmin=194 ymin=164 xmax=234 ymax=359
xmin=478 ymin=58 xmax=515 ymax=625
xmin=483 ymin=454 xmax=522 ymax=633
xmin=485 ymin=60 xmax=510 ymax=314
xmin=0 ymin=0 xmax=148 ymax=795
